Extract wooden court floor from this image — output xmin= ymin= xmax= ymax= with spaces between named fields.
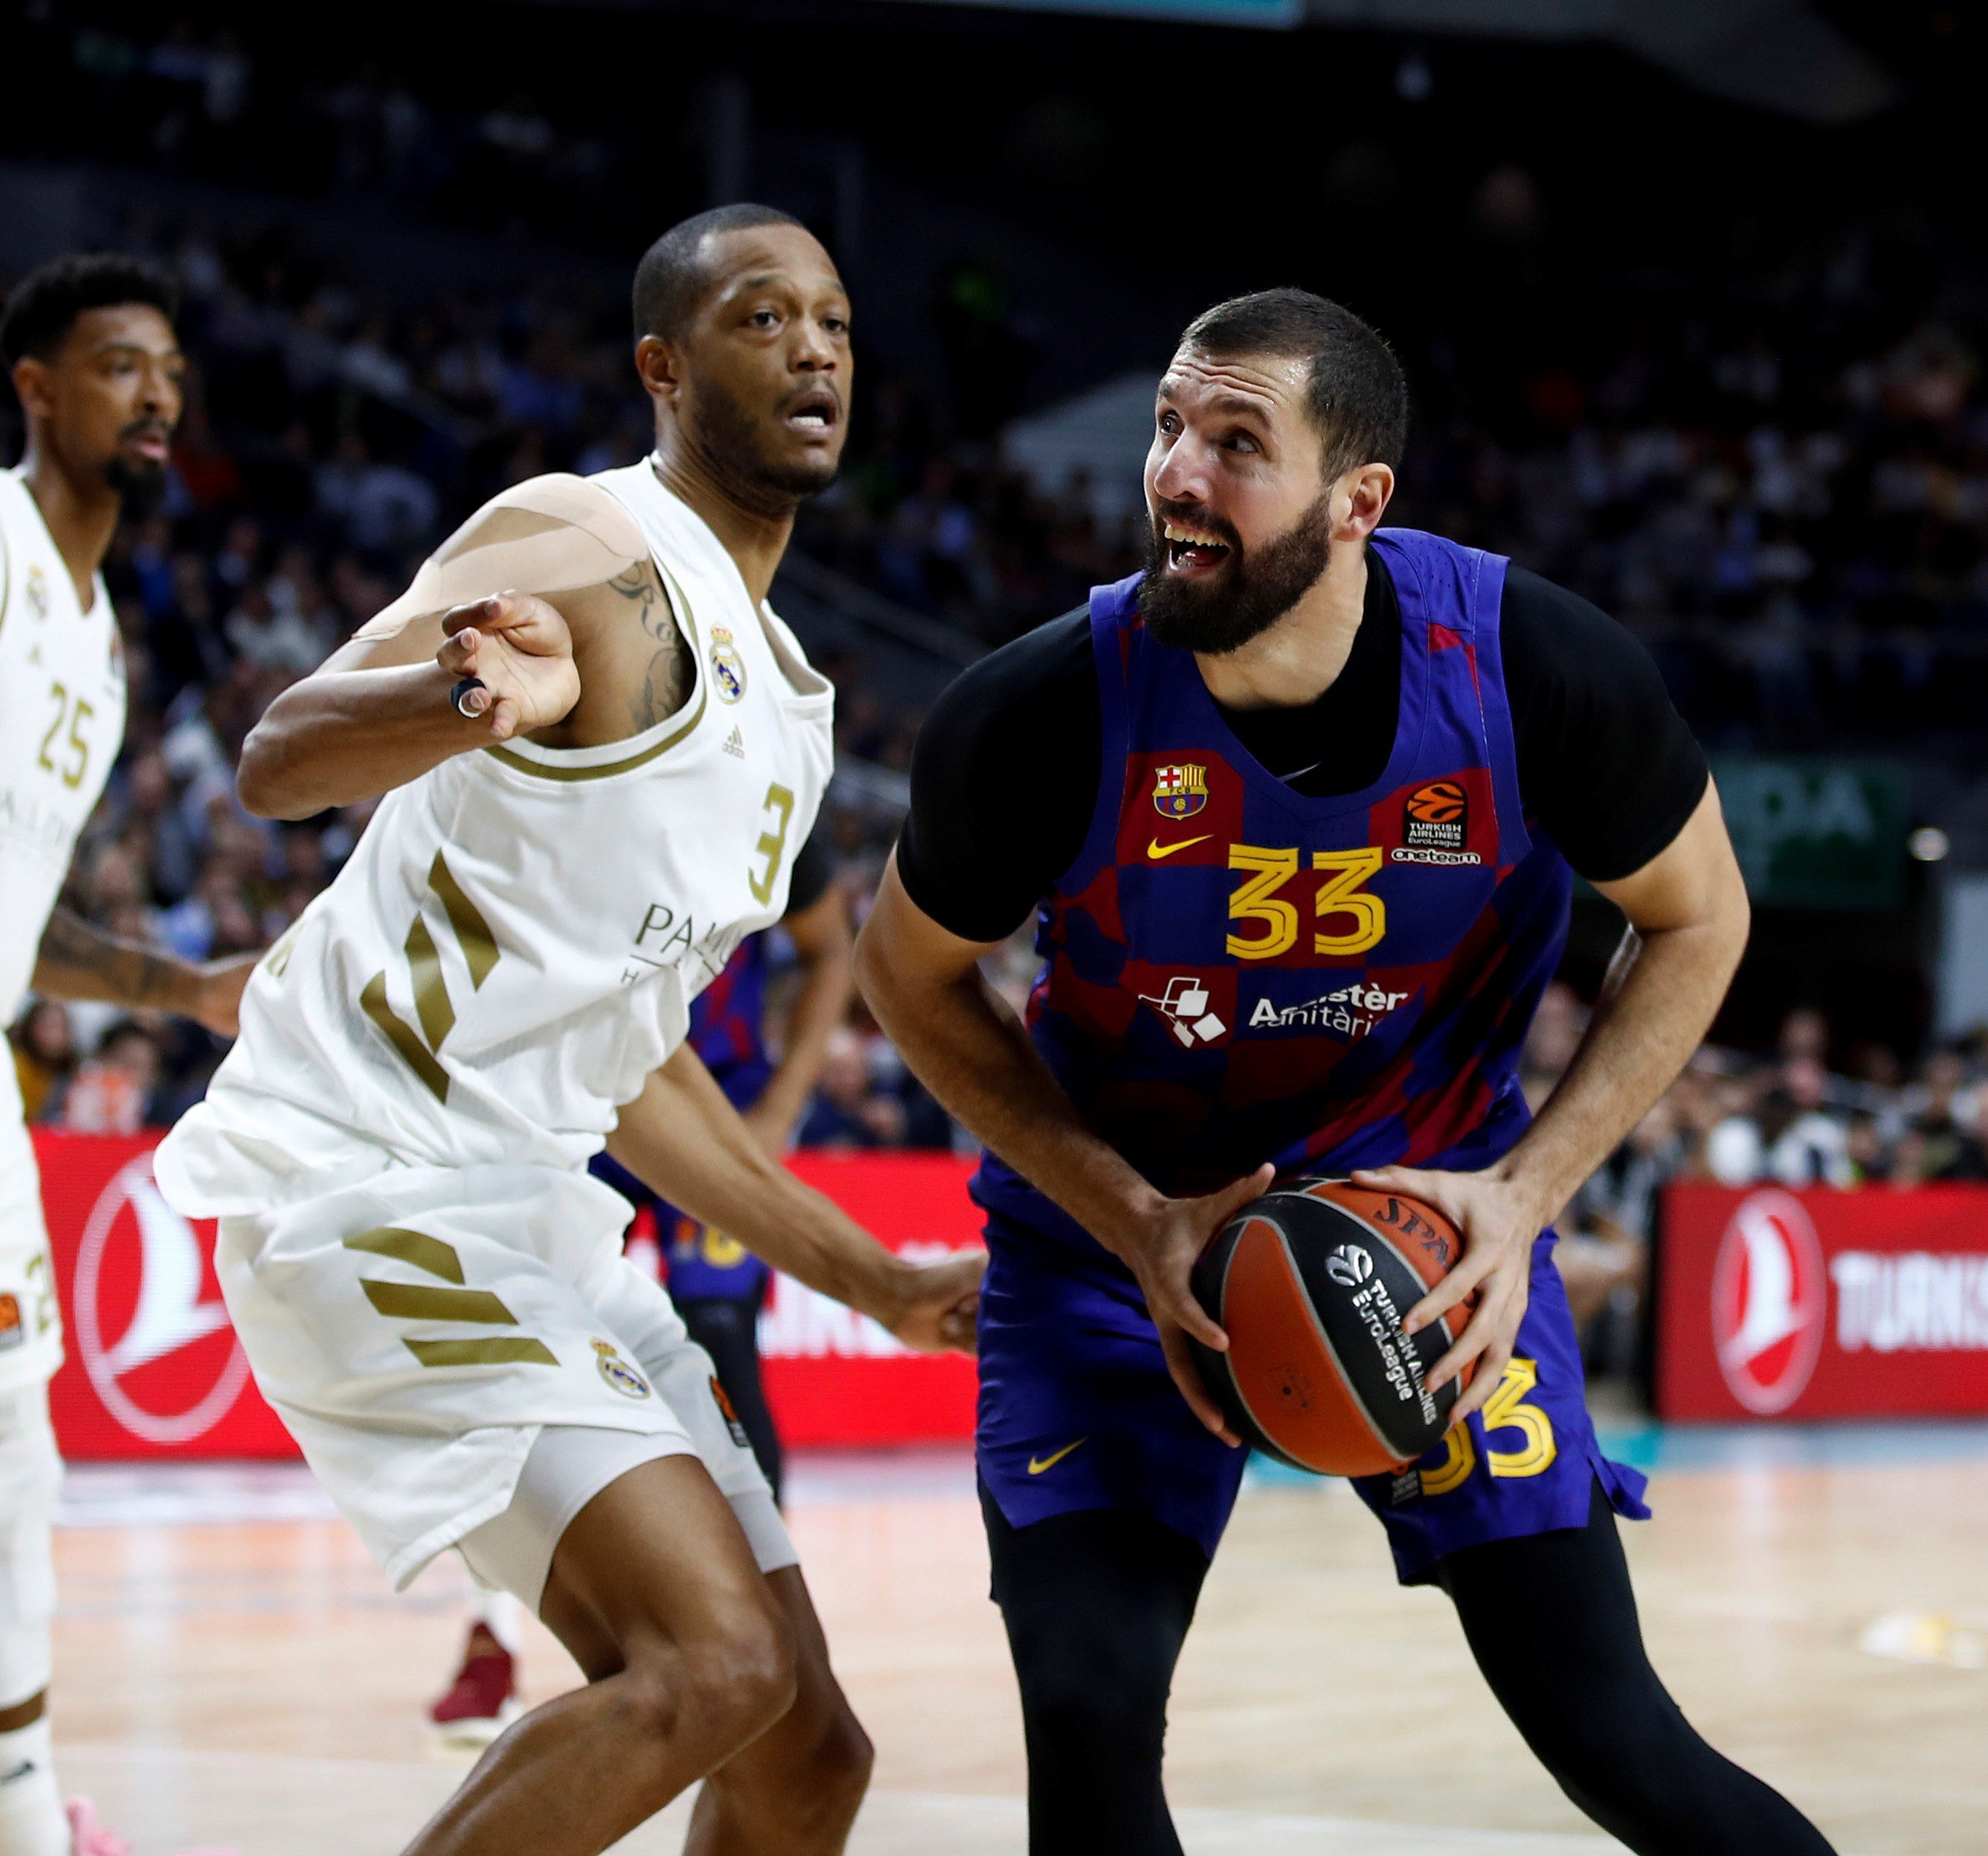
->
xmin=44 ymin=1426 xmax=1988 ymax=1855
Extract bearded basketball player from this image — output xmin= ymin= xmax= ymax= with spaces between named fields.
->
xmin=153 ymin=207 xmax=982 ymax=1856
xmin=1 ymin=253 xmax=251 ymax=1856
xmin=857 ymin=290 xmax=1836 ymax=1855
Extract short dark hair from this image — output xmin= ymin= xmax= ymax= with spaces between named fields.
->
xmin=631 ymin=204 xmax=806 ymax=344
xmin=1179 ymin=287 xmax=1408 ymax=481
xmin=1 ymin=252 xmax=179 ymax=368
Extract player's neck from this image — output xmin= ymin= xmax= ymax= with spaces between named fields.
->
xmin=19 ymin=436 xmax=118 ymax=608
xmin=648 ymin=446 xmax=793 ymax=608
xmin=1195 ymin=541 xmax=1368 ymax=711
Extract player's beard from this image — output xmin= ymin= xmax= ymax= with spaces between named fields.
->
xmin=1139 ymin=491 xmax=1335 ymax=655
xmin=689 ymin=374 xmax=838 ymax=517
xmin=105 ymin=452 xmax=169 ymax=517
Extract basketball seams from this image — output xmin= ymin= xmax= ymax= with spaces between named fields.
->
xmin=1263 ymin=1219 xmax=1402 ymax=1471
xmin=1290 ymin=1205 xmax=1450 ymax=1460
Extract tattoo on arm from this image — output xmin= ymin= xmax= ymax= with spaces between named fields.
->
xmin=33 ymin=907 xmax=193 ymax=1012
xmin=607 ymin=564 xmax=692 ymax=732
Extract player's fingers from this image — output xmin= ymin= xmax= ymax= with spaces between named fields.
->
xmin=1150 ymin=1266 xmax=1227 ymax=1353
xmin=1201 ymin=1163 xmax=1277 ymax=1227
xmin=1447 ymin=1327 xmax=1518 ymax=1426
xmin=436 ymin=627 xmax=480 ymax=676
xmin=487 ymin=694 xmax=521 ymax=740
xmin=1157 ymin=1319 xmax=1238 ymax=1445
xmin=1403 ymin=1245 xmax=1494 ymax=1336
xmin=1427 ymin=1277 xmax=1519 ymax=1393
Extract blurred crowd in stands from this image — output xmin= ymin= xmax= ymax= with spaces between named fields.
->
xmin=12 ymin=10 xmax=1988 ymax=1304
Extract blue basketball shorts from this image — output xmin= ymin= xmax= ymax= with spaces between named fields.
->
xmin=975 ymin=1218 xmax=1649 ymax=1583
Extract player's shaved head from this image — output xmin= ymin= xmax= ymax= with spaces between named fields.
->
xmin=632 ymin=204 xmax=806 ymax=343
xmin=1180 ymin=288 xmax=1408 ymax=481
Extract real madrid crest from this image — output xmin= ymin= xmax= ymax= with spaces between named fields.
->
xmin=592 ymin=1338 xmax=652 ymax=1399
xmin=25 ymin=565 xmax=49 ymax=621
xmin=708 ymin=625 xmax=747 ymax=703
xmin=1151 ymin=762 xmax=1208 ymax=819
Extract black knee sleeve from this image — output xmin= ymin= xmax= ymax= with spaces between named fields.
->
xmin=982 ymin=1487 xmax=1208 ymax=1856
xmin=1439 ymin=1483 xmax=1836 ymax=1856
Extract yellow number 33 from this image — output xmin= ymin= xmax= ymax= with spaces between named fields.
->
xmin=1418 ymin=1356 xmax=1558 ymax=1497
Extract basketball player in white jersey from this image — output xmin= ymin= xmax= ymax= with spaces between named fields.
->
xmin=154 ymin=208 xmax=983 ymax=1856
xmin=0 ymin=254 xmax=251 ymax=1856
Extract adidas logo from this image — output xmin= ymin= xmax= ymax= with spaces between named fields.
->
xmin=722 ymin=726 xmax=745 ymax=759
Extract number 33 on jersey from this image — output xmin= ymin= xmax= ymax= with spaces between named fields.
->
xmin=983 ymin=530 xmax=1577 ymax=1204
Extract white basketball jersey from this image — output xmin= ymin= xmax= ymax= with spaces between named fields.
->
xmin=157 ymin=466 xmax=835 ymax=1216
xmin=0 ymin=466 xmax=125 ymax=1025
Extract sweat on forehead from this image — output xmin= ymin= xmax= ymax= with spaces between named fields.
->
xmin=1164 ymin=348 xmax=1309 ymax=410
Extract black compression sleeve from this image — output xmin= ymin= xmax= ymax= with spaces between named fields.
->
xmin=1500 ymin=568 xmax=1709 ymax=882
xmin=896 ymin=610 xmax=1100 ymax=941
xmin=1439 ymin=1484 xmax=1835 ymax=1855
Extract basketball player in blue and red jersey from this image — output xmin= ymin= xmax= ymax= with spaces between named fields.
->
xmin=858 ymin=290 xmax=1836 ymax=1855
xmin=429 ymin=831 xmax=850 ymax=1744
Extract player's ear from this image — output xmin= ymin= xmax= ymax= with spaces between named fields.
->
xmin=634 ymin=334 xmax=684 ymax=406
xmin=1336 ymin=462 xmax=1394 ymax=541
xmin=10 ymin=356 xmax=54 ymax=423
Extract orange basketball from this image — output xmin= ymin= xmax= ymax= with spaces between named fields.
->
xmin=1190 ymin=1177 xmax=1478 ymax=1476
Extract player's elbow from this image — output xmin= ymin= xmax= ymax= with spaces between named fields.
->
xmin=851 ymin=912 xmax=896 ymax=1013
xmin=234 ymin=713 xmax=318 ymax=821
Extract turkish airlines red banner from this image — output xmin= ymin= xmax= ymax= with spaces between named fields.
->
xmin=1656 ymin=1182 xmax=1988 ymax=1420
xmin=38 ymin=1130 xmax=984 ymax=1461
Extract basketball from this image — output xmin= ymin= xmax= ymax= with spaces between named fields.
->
xmin=1191 ymin=1178 xmax=1478 ymax=1476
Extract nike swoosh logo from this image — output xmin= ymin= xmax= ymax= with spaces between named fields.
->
xmin=1027 ymin=1438 xmax=1088 ymax=1475
xmin=1148 ymin=835 xmax=1211 ymax=859
xmin=1 ymin=1759 xmax=34 ymax=1784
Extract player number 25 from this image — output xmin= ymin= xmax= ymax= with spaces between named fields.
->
xmin=1224 ymin=843 xmax=1386 ymax=960
xmin=37 ymin=680 xmax=94 ymax=790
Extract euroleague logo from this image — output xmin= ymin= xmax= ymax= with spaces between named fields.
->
xmin=73 ymin=1154 xmax=250 ymax=1445
xmin=1325 ymin=1243 xmax=1374 ymax=1288
xmin=1711 ymin=1190 xmax=1827 ymax=1415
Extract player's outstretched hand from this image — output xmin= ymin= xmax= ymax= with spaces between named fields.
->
xmin=1349 ymin=1161 xmax=1546 ymax=1425
xmin=192 ymin=952 xmax=262 ymax=1037
xmin=435 ymin=591 xmax=581 ymax=740
xmin=880 ymin=1249 xmax=989 ymax=1356
xmin=1111 ymin=1163 xmax=1275 ymax=1447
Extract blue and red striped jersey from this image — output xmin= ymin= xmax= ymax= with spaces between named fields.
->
xmin=973 ymin=528 xmax=1573 ymax=1258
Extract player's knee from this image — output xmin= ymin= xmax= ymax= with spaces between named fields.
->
xmin=777 ymin=1692 xmax=875 ymax=1837
xmin=806 ymin=1695 xmax=875 ymax=1818
xmin=687 ymin=1596 xmax=801 ymax=1746
xmin=1521 ymin=1676 xmax=1683 ymax=1813
xmin=610 ymin=1595 xmax=797 ymax=1772
xmin=1019 ymin=1643 xmax=1167 ymax=1764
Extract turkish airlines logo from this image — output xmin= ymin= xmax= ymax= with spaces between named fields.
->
xmin=1711 ymin=1190 xmax=1827 ymax=1415
xmin=73 ymin=1155 xmax=250 ymax=1445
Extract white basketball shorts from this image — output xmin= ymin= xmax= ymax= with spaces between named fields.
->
xmin=215 ymin=1161 xmax=793 ymax=1593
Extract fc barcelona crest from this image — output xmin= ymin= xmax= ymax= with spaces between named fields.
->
xmin=1151 ymin=763 xmax=1208 ymax=819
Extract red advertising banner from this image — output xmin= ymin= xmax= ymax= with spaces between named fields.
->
xmin=38 ymin=1130 xmax=985 ymax=1461
xmin=1656 ymin=1182 xmax=1988 ymax=1420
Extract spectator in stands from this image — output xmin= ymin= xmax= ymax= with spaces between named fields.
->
xmin=795 ymin=1026 xmax=908 ymax=1150
xmin=9 ymin=1002 xmax=76 ymax=1124
xmin=55 ymin=1020 xmax=164 ymax=1136
xmin=1705 ymin=1057 xmax=1854 ymax=1187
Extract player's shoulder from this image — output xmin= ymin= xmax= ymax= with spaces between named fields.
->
xmin=1497 ymin=565 xmax=1665 ymax=699
xmin=431 ymin=473 xmax=648 ymax=571
xmin=932 ymin=605 xmax=1093 ymax=727
xmin=913 ymin=605 xmax=1097 ymax=793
